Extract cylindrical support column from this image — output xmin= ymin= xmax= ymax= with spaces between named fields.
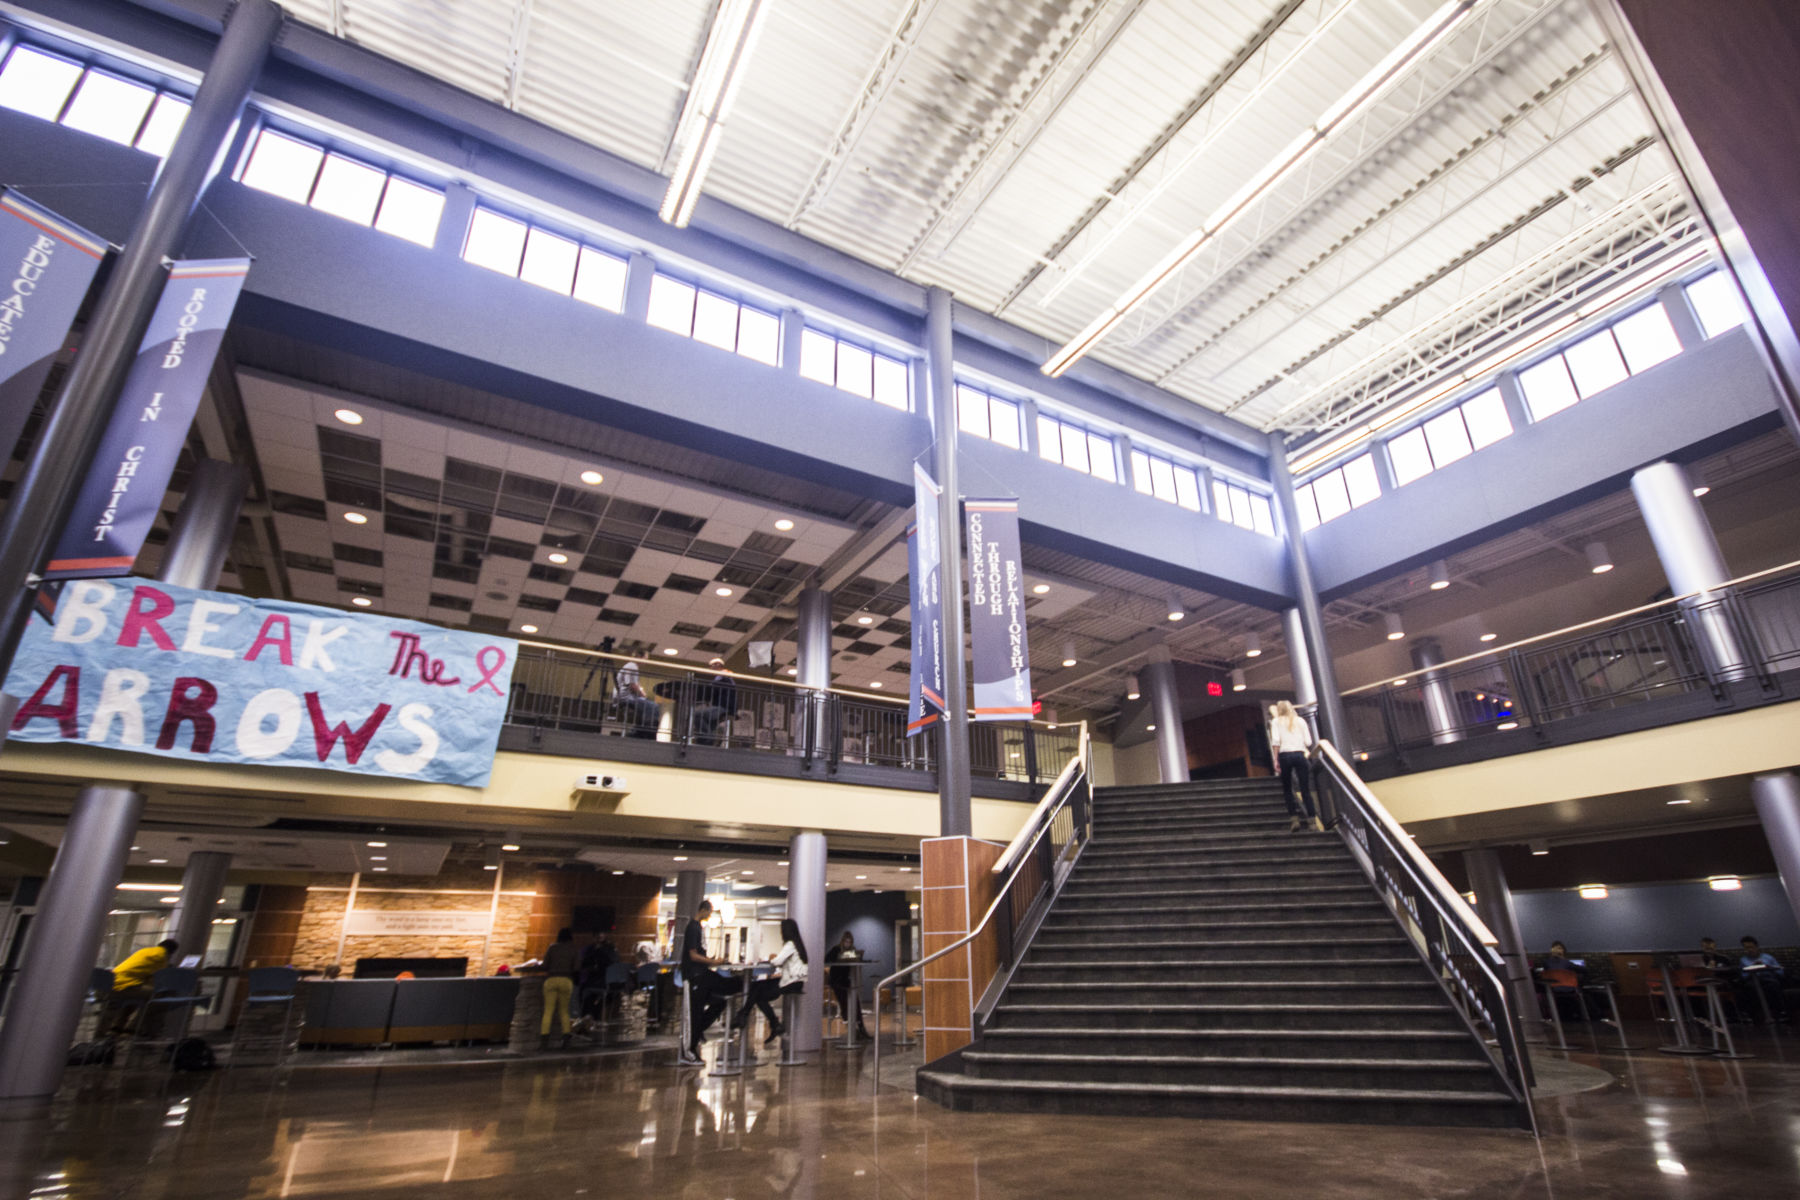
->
xmin=1630 ymin=460 xmax=1753 ymax=680
xmin=786 ymin=831 xmax=827 ymax=1054
xmin=1411 ymin=637 xmax=1462 ymax=746
xmin=1282 ymin=607 xmax=1317 ymax=708
xmin=1752 ymin=771 xmax=1800 ymax=935
xmin=1143 ymin=643 xmax=1189 ymax=784
xmin=925 ymin=286 xmax=971 ymax=835
xmin=1462 ymin=847 xmax=1539 ymax=1030
xmin=0 ymin=785 xmax=146 ymax=1104
xmin=0 ymin=0 xmax=283 ymax=697
xmin=1266 ymin=433 xmax=1349 ymax=748
xmin=795 ymin=585 xmax=831 ymax=756
xmin=157 ymin=459 xmax=250 ymax=589
xmin=172 ymin=851 xmax=231 ymax=965
xmin=672 ymin=868 xmax=705 ymax=951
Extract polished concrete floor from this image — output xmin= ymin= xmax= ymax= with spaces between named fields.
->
xmin=3 ymin=1022 xmax=1799 ymax=1199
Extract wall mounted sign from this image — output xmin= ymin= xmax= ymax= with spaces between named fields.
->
xmin=343 ymin=910 xmax=493 ymax=936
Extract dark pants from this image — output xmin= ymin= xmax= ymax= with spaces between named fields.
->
xmin=101 ymin=985 xmax=151 ymax=1035
xmin=1278 ymin=752 xmax=1316 ymax=820
xmin=1740 ymin=972 xmax=1788 ymax=1020
xmin=741 ymin=978 xmax=802 ymax=1027
xmin=831 ymin=983 xmax=867 ymax=1031
xmin=687 ymin=969 xmax=734 ymax=1044
xmin=619 ymin=697 xmax=661 ymax=739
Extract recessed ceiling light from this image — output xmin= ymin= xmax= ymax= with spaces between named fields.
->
xmin=1708 ymin=876 xmax=1741 ymax=891
xmin=855 ymin=874 xmax=867 ymax=880
xmin=370 ymin=855 xmax=386 ymax=861
xmin=898 ymin=866 xmax=911 ymax=872
xmin=343 ymin=511 xmax=368 ymax=525
xmin=373 ymin=867 xmax=388 ymax=872
xmin=368 ymin=841 xmax=386 ymax=847
xmin=778 ymin=860 xmax=789 ymax=866
xmin=501 ymin=843 xmax=520 ymax=852
xmin=869 ymin=681 xmax=882 ymax=689
xmin=715 ymin=586 xmax=733 ymax=597
xmin=774 ymin=518 xmax=794 ymax=531
xmin=351 ymin=596 xmax=373 ymax=607
xmin=333 ymin=408 xmax=363 ymax=425
xmin=159 ymin=896 xmax=180 ymax=903
xmin=786 ymin=666 xmax=798 ymax=676
xmin=741 ymin=869 xmax=754 ymax=875
xmin=580 ymin=469 xmax=604 ymax=485
xmin=1667 ymin=798 xmax=1692 ymax=805
xmin=520 ymin=624 xmax=538 ymax=634
xmin=547 ymin=552 xmax=569 ymax=564
xmin=1496 ymin=721 xmax=1519 ymax=731
xmin=148 ymin=858 xmax=168 ymax=864
xmin=1578 ymin=884 xmax=1608 ymax=900
xmin=663 ymin=647 xmax=679 ymax=656
xmin=1032 ymin=583 xmax=1050 ymax=595
xmin=1479 ymin=632 xmax=1498 ymax=642
xmin=857 ymin=615 xmax=873 ymax=625
xmin=672 ymin=855 xmax=688 ymax=862
xmin=612 ymin=869 xmax=625 ymax=875
xmin=131 ymin=846 xmax=141 ymax=851
xmin=1145 ymin=724 xmax=1156 ymax=732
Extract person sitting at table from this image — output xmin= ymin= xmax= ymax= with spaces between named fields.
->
xmin=102 ymin=938 xmax=180 ymax=1036
xmin=678 ymin=900 xmax=735 ymax=1066
xmin=824 ymin=932 xmax=870 ymax=1040
xmin=1738 ymin=935 xmax=1789 ymax=1022
xmin=734 ymin=918 xmax=808 ymax=1045
xmin=1533 ymin=941 xmax=1587 ymax=1022
xmin=612 ymin=659 xmax=661 ymax=739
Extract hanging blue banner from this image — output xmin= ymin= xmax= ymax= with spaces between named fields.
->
xmin=3 ymin=579 xmax=517 ymax=787
xmin=45 ymin=258 xmax=251 ymax=580
xmin=964 ymin=497 xmax=1033 ymax=722
xmin=907 ymin=463 xmax=945 ymax=736
xmin=0 ymin=190 xmax=107 ymax=463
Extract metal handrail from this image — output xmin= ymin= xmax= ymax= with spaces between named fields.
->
xmin=991 ymin=726 xmax=1086 ymax=876
xmin=1315 ymin=739 xmax=1537 ymax=1136
xmin=870 ymin=726 xmax=1090 ymax=1090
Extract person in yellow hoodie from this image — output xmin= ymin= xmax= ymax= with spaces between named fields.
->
xmin=103 ymin=938 xmax=180 ymax=1035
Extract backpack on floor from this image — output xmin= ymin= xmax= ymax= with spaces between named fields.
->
xmin=171 ymin=1037 xmax=215 ymax=1072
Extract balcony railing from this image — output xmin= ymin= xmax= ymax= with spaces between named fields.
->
xmin=1341 ymin=559 xmax=1800 ymax=763
xmin=503 ymin=647 xmax=1075 ymax=785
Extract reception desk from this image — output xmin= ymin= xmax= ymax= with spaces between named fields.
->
xmin=299 ymin=977 xmax=520 ymax=1046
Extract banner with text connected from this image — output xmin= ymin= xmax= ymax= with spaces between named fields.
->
xmin=0 ymin=190 xmax=107 ymax=463
xmin=46 ymin=258 xmax=251 ymax=580
xmin=964 ymin=498 xmax=1033 ymax=721
xmin=907 ymin=463 xmax=945 ymax=736
xmin=3 ymin=579 xmax=517 ymax=787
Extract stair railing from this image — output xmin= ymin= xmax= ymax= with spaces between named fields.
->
xmin=1314 ymin=739 xmax=1538 ymax=1137
xmin=870 ymin=725 xmax=1091 ymax=1091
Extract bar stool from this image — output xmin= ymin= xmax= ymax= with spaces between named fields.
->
xmin=888 ymin=982 xmax=917 ymax=1049
xmin=133 ymin=967 xmax=212 ymax=1075
xmin=710 ymin=976 xmax=752 ymax=1078
xmin=1537 ymin=969 xmax=1582 ymax=1051
xmin=1648 ymin=965 xmax=1715 ymax=1056
xmin=227 ymin=967 xmax=302 ymax=1069
xmin=776 ymin=991 xmax=809 ymax=1068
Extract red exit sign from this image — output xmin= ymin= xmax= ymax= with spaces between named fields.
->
xmin=1206 ymin=681 xmax=1224 ymax=697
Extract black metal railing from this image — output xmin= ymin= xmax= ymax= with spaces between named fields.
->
xmin=1314 ymin=741 xmax=1537 ymax=1134
xmin=871 ymin=730 xmax=1092 ymax=1085
xmin=1342 ymin=561 xmax=1800 ymax=760
xmin=504 ymin=646 xmax=1074 ymax=783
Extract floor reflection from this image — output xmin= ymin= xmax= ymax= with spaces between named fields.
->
xmin=4 ymin=1022 xmax=1800 ymax=1200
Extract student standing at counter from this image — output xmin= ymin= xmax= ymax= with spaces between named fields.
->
xmin=540 ymin=928 xmax=579 ymax=1049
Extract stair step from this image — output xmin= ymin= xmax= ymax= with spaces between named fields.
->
xmin=1072 ymin=851 xmax=1347 ymax=872
xmin=1097 ymin=812 xmax=1293 ymax=831
xmin=1015 ymin=958 xmax=1425 ymax=984
xmin=1061 ymin=869 xmax=1366 ymax=894
xmin=1041 ymin=904 xmax=1389 ymax=927
xmin=915 ymin=1071 xmax=1525 ymax=1128
xmin=1092 ymin=829 xmax=1336 ymax=849
xmin=980 ymin=1026 xmax=1485 ymax=1061
xmin=988 ymin=1002 xmax=1466 ymax=1032
xmin=961 ymin=1050 xmax=1501 ymax=1092
xmin=1028 ymin=936 xmax=1411 ymax=959
xmin=1096 ymin=785 xmax=1285 ymax=799
xmin=1003 ymin=980 xmax=1442 ymax=1005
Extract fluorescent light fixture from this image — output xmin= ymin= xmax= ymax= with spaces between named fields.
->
xmin=148 ymin=857 xmax=168 ymax=864
xmin=368 ymin=841 xmax=386 ymax=847
xmin=1428 ymin=560 xmax=1451 ymax=590
xmin=1585 ymin=541 xmax=1613 ymax=574
xmin=1126 ymin=674 xmax=1141 ymax=700
xmin=673 ymin=855 xmax=689 ymax=862
xmin=1708 ymin=876 xmax=1741 ymax=891
xmin=1667 ymin=798 xmax=1692 ymax=805
xmin=1244 ymin=631 xmax=1262 ymax=657
xmin=369 ymin=855 xmax=387 ymax=862
xmin=1042 ymin=0 xmax=1478 ymax=377
xmin=1230 ymin=668 xmax=1246 ymax=692
xmin=117 ymin=883 xmax=181 ymax=892
xmin=612 ymin=869 xmax=625 ymax=875
xmin=869 ymin=681 xmax=883 ymax=689
xmin=1578 ymin=884 xmax=1608 ymax=900
xmin=1062 ymin=639 xmax=1078 ymax=668
xmin=1392 ymin=677 xmax=1409 ymax=687
xmin=1479 ymin=632 xmax=1497 ymax=642
xmin=660 ymin=0 xmax=771 ymax=227
xmin=158 ymin=896 xmax=180 ymax=904
xmin=1384 ymin=612 xmax=1405 ymax=640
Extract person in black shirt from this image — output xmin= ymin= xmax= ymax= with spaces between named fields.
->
xmin=678 ymin=900 xmax=733 ymax=1065
xmin=824 ymin=932 xmax=870 ymax=1039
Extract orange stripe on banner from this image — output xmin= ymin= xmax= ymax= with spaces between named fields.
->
xmin=46 ymin=556 xmax=134 ymax=572
xmin=907 ymin=714 xmax=940 ymax=733
xmin=4 ymin=208 xmax=105 ymax=258
xmin=168 ymin=269 xmax=249 ymax=279
xmin=971 ymin=706 xmax=1034 ymax=715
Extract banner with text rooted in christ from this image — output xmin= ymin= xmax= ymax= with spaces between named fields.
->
xmin=3 ymin=579 xmax=516 ymax=787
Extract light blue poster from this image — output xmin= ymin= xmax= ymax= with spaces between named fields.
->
xmin=3 ymin=579 xmax=517 ymax=787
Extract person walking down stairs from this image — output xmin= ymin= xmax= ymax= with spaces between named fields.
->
xmin=1268 ymin=700 xmax=1323 ymax=833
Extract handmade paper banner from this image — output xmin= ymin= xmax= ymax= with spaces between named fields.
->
xmin=3 ymin=579 xmax=517 ymax=787
xmin=964 ymin=498 xmax=1033 ymax=721
xmin=908 ymin=463 xmax=945 ymax=736
xmin=45 ymin=258 xmax=251 ymax=580
xmin=0 ymin=190 xmax=107 ymax=462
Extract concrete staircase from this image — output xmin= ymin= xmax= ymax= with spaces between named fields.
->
xmin=916 ymin=778 xmax=1528 ymax=1127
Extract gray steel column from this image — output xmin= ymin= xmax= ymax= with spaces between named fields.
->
xmin=1265 ymin=432 xmax=1349 ymax=748
xmin=1411 ymin=637 xmax=1462 ymax=745
xmin=1282 ymin=607 xmax=1317 ymax=708
xmin=1630 ymin=460 xmax=1753 ymax=680
xmin=1143 ymin=643 xmax=1189 ymax=784
xmin=925 ymin=286 xmax=971 ymax=835
xmin=0 ymin=0 xmax=282 ymax=699
xmin=796 ymin=584 xmax=830 ymax=756
xmin=787 ymin=830 xmax=827 ymax=1053
xmin=0 ymin=786 xmax=145 ymax=1104
xmin=171 ymin=851 xmax=231 ymax=965
xmin=1752 ymin=772 xmax=1800 ymax=935
xmin=157 ymin=459 xmax=249 ymax=588
xmin=1462 ymin=847 xmax=1538 ymax=1029
xmin=672 ymin=868 xmax=706 ymax=951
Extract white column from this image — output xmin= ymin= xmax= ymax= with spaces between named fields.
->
xmin=1752 ymin=772 xmax=1800 ymax=935
xmin=1143 ymin=643 xmax=1189 ymax=784
xmin=1630 ymin=460 xmax=1753 ymax=679
xmin=787 ymin=831 xmax=827 ymax=1053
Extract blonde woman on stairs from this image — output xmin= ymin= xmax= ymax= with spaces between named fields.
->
xmin=1268 ymin=700 xmax=1324 ymax=833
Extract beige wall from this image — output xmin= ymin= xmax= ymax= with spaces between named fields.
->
xmin=1110 ymin=739 xmax=1163 ymax=787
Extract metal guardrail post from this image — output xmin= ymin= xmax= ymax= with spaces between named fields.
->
xmin=1505 ymin=649 xmax=1544 ymax=736
xmin=1023 ymin=725 xmax=1040 ymax=786
xmin=1376 ymin=688 xmax=1404 ymax=758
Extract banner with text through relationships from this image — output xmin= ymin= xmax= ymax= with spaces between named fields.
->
xmin=45 ymin=258 xmax=250 ymax=580
xmin=964 ymin=498 xmax=1033 ymax=722
xmin=3 ymin=579 xmax=517 ymax=787
xmin=0 ymin=190 xmax=107 ymax=463
xmin=907 ymin=463 xmax=945 ymax=736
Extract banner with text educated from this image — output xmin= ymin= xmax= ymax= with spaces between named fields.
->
xmin=3 ymin=579 xmax=517 ymax=787
xmin=964 ymin=497 xmax=1033 ymax=722
xmin=907 ymin=463 xmax=945 ymax=736
xmin=45 ymin=258 xmax=251 ymax=580
xmin=0 ymin=190 xmax=107 ymax=463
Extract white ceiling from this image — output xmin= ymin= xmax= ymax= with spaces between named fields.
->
xmin=8 ymin=821 xmax=451 ymax=875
